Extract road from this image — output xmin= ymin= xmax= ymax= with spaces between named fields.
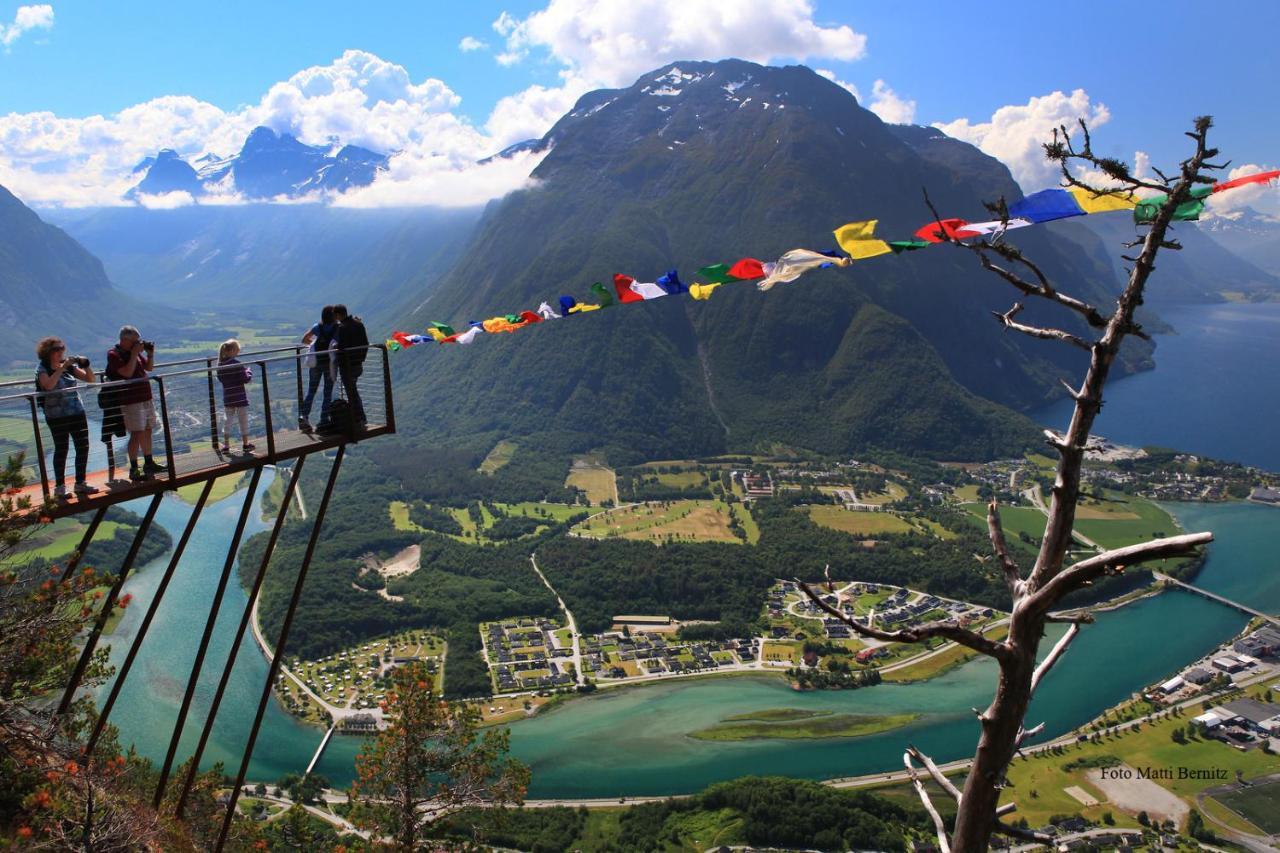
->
xmin=1022 ymin=484 xmax=1104 ymax=551
xmin=529 ymin=553 xmax=584 ymax=686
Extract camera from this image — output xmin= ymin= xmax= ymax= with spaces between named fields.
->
xmin=142 ymin=340 xmax=155 ymax=349
xmin=67 ymin=355 xmax=90 ymax=369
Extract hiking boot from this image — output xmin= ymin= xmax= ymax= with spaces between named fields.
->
xmin=74 ymin=481 xmax=99 ymax=496
xmin=143 ymin=459 xmax=166 ymax=475
xmin=53 ymin=484 xmax=67 ymax=499
xmin=129 ymin=467 xmax=150 ymax=482
xmin=298 ymin=417 xmax=312 ymax=432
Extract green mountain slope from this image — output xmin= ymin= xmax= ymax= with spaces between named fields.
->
xmin=0 ymin=184 xmax=186 ymax=371
xmin=385 ymin=59 xmax=1148 ymax=460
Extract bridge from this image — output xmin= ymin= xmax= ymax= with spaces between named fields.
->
xmin=2 ymin=343 xmax=395 ymax=852
xmin=1152 ymin=571 xmax=1280 ymax=627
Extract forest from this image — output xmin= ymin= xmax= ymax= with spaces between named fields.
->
xmin=431 ymin=776 xmax=927 ymax=851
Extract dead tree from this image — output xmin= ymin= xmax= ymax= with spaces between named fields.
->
xmin=801 ymin=117 xmax=1225 ymax=850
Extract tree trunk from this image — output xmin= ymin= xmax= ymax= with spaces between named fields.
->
xmin=951 ymin=610 xmax=1042 ymax=851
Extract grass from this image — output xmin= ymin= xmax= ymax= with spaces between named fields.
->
xmin=805 ymin=505 xmax=913 ymax=536
xmin=1002 ymin=711 xmax=1280 ymax=828
xmin=688 ymin=712 xmax=918 ymax=741
xmin=565 ymin=460 xmax=616 ymax=504
xmin=911 ymin=516 xmax=959 ymax=540
xmin=762 ymin=641 xmax=801 ymax=664
xmin=576 ymin=500 xmax=740 ymax=543
xmin=1073 ymin=493 xmax=1180 ymax=550
xmin=953 ymin=484 xmax=981 ymax=502
xmin=730 ymin=502 xmax=760 ymax=544
xmin=655 ymin=470 xmax=708 ymax=489
xmin=15 ymin=520 xmax=122 ymax=563
xmin=722 ymin=708 xmax=831 ymax=722
xmin=881 ymin=623 xmax=1009 ymax=683
xmin=860 ymin=482 xmax=908 ymax=505
xmin=389 ymin=500 xmax=581 ymax=545
xmin=477 ymin=440 xmax=518 ymax=474
xmin=177 ymin=471 xmax=245 ymax=504
xmin=1212 ymin=779 xmax=1280 ymax=834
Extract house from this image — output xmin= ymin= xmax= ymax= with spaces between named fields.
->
xmin=1184 ymin=667 xmax=1213 ymax=685
xmin=1221 ymin=698 xmax=1280 ymax=734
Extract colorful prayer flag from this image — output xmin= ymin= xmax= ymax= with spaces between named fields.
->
xmin=689 ymin=282 xmax=720 ymax=301
xmin=1213 ymin=170 xmax=1280 ymax=193
xmin=657 ymin=269 xmax=687 ymax=294
xmin=1133 ymin=185 xmax=1213 ymax=224
xmin=1068 ymin=187 xmax=1138 ymax=214
xmin=590 ymin=282 xmax=615 ymax=307
xmin=696 ymin=263 xmax=741 ymax=284
xmin=914 ymin=218 xmax=980 ymax=243
xmin=888 ymin=240 xmax=931 ymax=253
xmin=538 ymin=301 xmax=562 ymax=320
xmin=834 ymin=220 xmax=892 ymax=259
xmin=1008 ymin=189 xmax=1086 ymax=224
xmin=757 ymin=249 xmax=849 ymax=291
xmin=727 ymin=258 xmax=766 ymax=280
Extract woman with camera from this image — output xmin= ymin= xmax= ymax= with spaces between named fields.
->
xmin=35 ymin=336 xmax=98 ymax=498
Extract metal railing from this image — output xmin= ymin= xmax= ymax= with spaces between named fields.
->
xmin=0 ymin=344 xmax=393 ymax=502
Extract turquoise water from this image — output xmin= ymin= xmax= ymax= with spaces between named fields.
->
xmin=97 ymin=303 xmax=1280 ymax=797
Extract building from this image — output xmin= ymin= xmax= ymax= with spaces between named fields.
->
xmin=1249 ymin=486 xmax=1280 ymax=504
xmin=1184 ymin=667 xmax=1213 ymax=685
xmin=613 ymin=615 xmax=672 ymax=628
xmin=1158 ymin=676 xmax=1185 ymax=694
xmin=1212 ymin=657 xmax=1244 ymax=673
xmin=1220 ymin=698 xmax=1280 ymax=734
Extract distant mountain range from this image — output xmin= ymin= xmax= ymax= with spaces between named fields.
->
xmin=1199 ymin=207 xmax=1280 ymax=275
xmin=129 ymin=126 xmax=389 ymax=200
xmin=380 ymin=59 xmax=1171 ymax=461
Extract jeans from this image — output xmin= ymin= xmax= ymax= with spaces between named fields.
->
xmin=338 ymin=362 xmax=366 ymax=423
xmin=301 ymin=363 xmax=334 ymax=422
xmin=47 ymin=412 xmax=89 ymax=486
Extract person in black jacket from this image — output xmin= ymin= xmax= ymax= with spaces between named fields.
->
xmin=332 ymin=304 xmax=368 ymax=426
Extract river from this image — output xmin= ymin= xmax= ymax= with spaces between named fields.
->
xmin=98 ymin=304 xmax=1280 ymax=798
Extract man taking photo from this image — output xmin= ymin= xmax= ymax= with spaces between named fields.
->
xmin=333 ymin=304 xmax=369 ymax=428
xmin=106 ymin=325 xmax=162 ymax=481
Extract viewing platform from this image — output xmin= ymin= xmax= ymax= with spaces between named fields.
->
xmin=0 ymin=343 xmax=394 ymax=520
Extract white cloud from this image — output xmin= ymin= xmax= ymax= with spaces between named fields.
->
xmin=933 ymin=89 xmax=1110 ymax=191
xmin=0 ymin=49 xmax=542 ymax=208
xmin=866 ymin=79 xmax=913 ymax=124
xmin=1 ymin=4 xmax=54 ymax=48
xmin=815 ymin=68 xmax=859 ymax=100
xmin=483 ymin=0 xmax=868 ymax=146
xmin=459 ymin=35 xmax=488 ymax=52
xmin=136 ymin=190 xmax=196 ymax=209
xmin=1206 ymin=163 xmax=1280 ymax=216
xmin=334 ymin=147 xmax=547 ymax=208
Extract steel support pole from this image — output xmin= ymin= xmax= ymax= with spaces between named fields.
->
xmin=85 ymin=479 xmax=213 ymax=756
xmin=206 ymin=358 xmax=219 ymax=449
xmin=28 ymin=396 xmax=50 ymax=500
xmin=379 ymin=345 xmax=396 ymax=434
xmin=57 ymin=505 xmax=108 ymax=584
xmin=156 ymin=377 xmax=177 ymax=482
xmin=152 ymin=467 xmax=263 ymax=808
xmin=173 ymin=457 xmax=308 ymax=816
xmin=259 ymin=362 xmax=275 ymax=459
xmin=56 ymin=493 xmax=162 ymax=716
xmin=214 ymin=447 xmax=345 ymax=852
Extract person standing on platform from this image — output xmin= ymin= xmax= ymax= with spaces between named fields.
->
xmin=332 ymin=304 xmax=368 ymax=427
xmin=106 ymin=325 xmax=162 ymax=482
xmin=35 ymin=337 xmax=98 ymax=498
xmin=298 ymin=305 xmax=336 ymax=432
xmin=216 ymin=339 xmax=255 ymax=454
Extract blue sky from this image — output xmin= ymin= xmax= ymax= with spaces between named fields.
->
xmin=1 ymin=0 xmax=1277 ymax=208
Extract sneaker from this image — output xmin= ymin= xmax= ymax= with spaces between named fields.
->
xmin=298 ymin=417 xmax=312 ymax=432
xmin=129 ymin=468 xmax=150 ymax=482
xmin=74 ymin=482 xmax=99 ymax=496
xmin=53 ymin=484 xmax=67 ymax=499
xmin=242 ymin=443 xmax=256 ymax=453
xmin=220 ymin=444 xmax=231 ymax=454
xmin=143 ymin=459 xmax=166 ymax=475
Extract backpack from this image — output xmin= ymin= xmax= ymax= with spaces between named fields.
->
xmin=319 ymin=398 xmax=355 ymax=436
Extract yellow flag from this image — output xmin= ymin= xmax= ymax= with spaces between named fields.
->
xmin=834 ymin=220 xmax=893 ymax=259
xmin=689 ymin=282 xmax=721 ymax=301
xmin=1068 ymin=187 xmax=1138 ymax=214
xmin=569 ymin=303 xmax=601 ymax=314
xmin=426 ymin=328 xmax=448 ymax=343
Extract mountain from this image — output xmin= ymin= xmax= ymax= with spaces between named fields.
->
xmin=50 ymin=203 xmax=482 ymax=317
xmin=127 ymin=126 xmax=390 ymax=200
xmin=1198 ymin=207 xmax=1280 ymax=276
xmin=0 ymin=184 xmax=186 ymax=369
xmin=382 ymin=59 xmax=1148 ymax=461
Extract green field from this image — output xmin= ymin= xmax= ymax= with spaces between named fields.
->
xmin=576 ymin=500 xmax=741 ymax=543
xmin=689 ymin=712 xmax=917 ymax=741
xmin=477 ymin=440 xmax=518 ymax=474
xmin=881 ymin=623 xmax=1009 ymax=683
xmin=15 ymin=519 xmax=122 ymax=563
xmin=730 ymin=503 xmax=760 ymax=544
xmin=1212 ymin=779 xmax=1280 ymax=834
xmin=565 ymin=461 xmax=616 ymax=504
xmin=655 ymin=470 xmax=709 ymax=489
xmin=1073 ymin=493 xmax=1181 ymax=549
xmin=390 ymin=500 xmax=582 ymax=544
xmin=805 ymin=505 xmax=913 ymax=536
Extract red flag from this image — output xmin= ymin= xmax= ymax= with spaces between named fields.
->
xmin=613 ymin=273 xmax=645 ymax=303
xmin=1213 ymin=170 xmax=1280 ymax=193
xmin=914 ymin=218 xmax=979 ymax=243
xmin=518 ymin=310 xmax=543 ymax=324
xmin=727 ymin=258 xmax=766 ymax=280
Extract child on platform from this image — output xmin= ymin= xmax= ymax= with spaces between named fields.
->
xmin=216 ymin=339 xmax=255 ymax=454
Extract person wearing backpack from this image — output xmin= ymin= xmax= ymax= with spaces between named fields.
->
xmin=35 ymin=336 xmax=98 ymax=498
xmin=332 ymin=304 xmax=368 ymax=428
xmin=298 ymin=305 xmax=336 ymax=432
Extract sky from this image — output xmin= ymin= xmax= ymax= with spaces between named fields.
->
xmin=1 ymin=0 xmax=1277 ymax=211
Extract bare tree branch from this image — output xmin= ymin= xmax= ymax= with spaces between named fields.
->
xmin=995 ymin=819 xmax=1056 ymax=845
xmin=986 ymin=500 xmax=1023 ymax=596
xmin=1030 ymin=624 xmax=1079 ymax=697
xmin=905 ymin=752 xmax=951 ymax=853
xmin=908 ymin=745 xmax=962 ymax=803
xmin=1045 ymin=612 xmax=1095 ymax=625
xmin=992 ymin=303 xmax=1093 ymax=351
xmin=797 ymin=580 xmax=1009 ymax=660
xmin=1031 ymin=532 xmax=1213 ymax=605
